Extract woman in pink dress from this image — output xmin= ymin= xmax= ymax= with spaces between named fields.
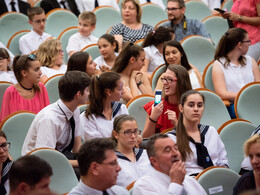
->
xmin=222 ymin=0 xmax=260 ymax=61
xmin=0 ymin=54 xmax=50 ymax=122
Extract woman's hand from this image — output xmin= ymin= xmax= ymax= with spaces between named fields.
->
xmin=150 ymin=101 xmax=164 ymax=122
xmin=99 ymin=65 xmax=110 ymax=72
xmin=135 ymin=72 xmax=143 ymax=83
xmin=135 ymin=135 xmax=143 ymax=148
xmin=165 ymin=109 xmax=178 ymax=127
xmin=222 ymin=12 xmax=240 ymax=21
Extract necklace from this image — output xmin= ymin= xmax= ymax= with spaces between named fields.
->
xmin=19 ymin=83 xmax=34 ymax=92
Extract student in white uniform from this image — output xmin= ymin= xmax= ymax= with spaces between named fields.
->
xmin=155 ymin=40 xmax=203 ymax=91
xmin=112 ymin=114 xmax=153 ymax=188
xmin=167 ymin=90 xmax=228 ymax=176
xmin=133 ymin=133 xmax=207 ymax=195
xmin=139 ymin=0 xmax=165 ymax=9
xmin=94 ymin=34 xmax=119 ymax=74
xmin=19 ymin=7 xmax=51 ymax=55
xmin=81 ymin=72 xmax=128 ymax=140
xmin=141 ymin=26 xmax=174 ymax=76
xmin=0 ymin=48 xmax=17 ymax=83
xmin=37 ymin=39 xmax=67 ymax=83
xmin=68 ymin=138 xmax=128 ymax=195
xmin=76 ymin=0 xmax=120 ymax=12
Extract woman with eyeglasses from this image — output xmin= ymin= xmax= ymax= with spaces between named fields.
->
xmin=0 ymin=54 xmax=50 ymax=122
xmin=112 ymin=114 xmax=153 ymax=188
xmin=167 ymin=90 xmax=228 ymax=176
xmin=155 ymin=40 xmax=203 ymax=91
xmin=142 ymin=65 xmax=192 ymax=138
xmin=81 ymin=71 xmax=128 ymax=141
xmin=212 ymin=28 xmax=260 ymax=118
xmin=37 ymin=39 xmax=67 ymax=83
xmin=0 ymin=131 xmax=13 ymax=194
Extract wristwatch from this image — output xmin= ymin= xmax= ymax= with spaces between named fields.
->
xmin=238 ymin=15 xmax=243 ymax=22
xmin=137 ymin=81 xmax=143 ymax=88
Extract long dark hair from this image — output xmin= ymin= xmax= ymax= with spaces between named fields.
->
xmin=176 ymin=90 xmax=205 ymax=161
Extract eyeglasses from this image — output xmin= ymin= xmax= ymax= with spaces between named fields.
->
xmin=119 ymin=129 xmax=141 ymax=136
xmin=166 ymin=7 xmax=182 ymax=12
xmin=28 ymin=54 xmax=37 ymax=60
xmin=0 ymin=142 xmax=10 ymax=151
xmin=241 ymin=40 xmax=251 ymax=45
xmin=101 ymin=160 xmax=119 ymax=167
xmin=33 ymin=18 xmax=46 ymax=24
xmin=161 ymin=77 xmax=178 ymax=83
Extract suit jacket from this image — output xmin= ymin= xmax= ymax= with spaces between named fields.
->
xmin=40 ymin=0 xmax=80 ymax=16
xmin=0 ymin=0 xmax=31 ymax=16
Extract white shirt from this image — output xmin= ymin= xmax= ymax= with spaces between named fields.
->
xmin=4 ymin=0 xmax=20 ymax=12
xmin=201 ymin=0 xmax=221 ymax=10
xmin=94 ymin=52 xmax=118 ymax=70
xmin=143 ymin=45 xmax=165 ymax=74
xmin=116 ymin=148 xmax=153 ymax=188
xmin=167 ymin=125 xmax=228 ymax=176
xmin=76 ymin=0 xmax=120 ymax=12
xmin=81 ymin=102 xmax=128 ymax=140
xmin=68 ymin=180 xmax=129 ymax=195
xmin=40 ymin=64 xmax=67 ymax=79
xmin=215 ymin=55 xmax=254 ymax=93
xmin=22 ymin=99 xmax=82 ymax=155
xmin=0 ymin=71 xmax=17 ymax=84
xmin=139 ymin=0 xmax=165 ymax=9
xmin=0 ymin=42 xmax=14 ymax=69
xmin=66 ymin=32 xmax=98 ymax=54
xmin=133 ymin=168 xmax=207 ymax=195
xmin=19 ymin=30 xmax=51 ymax=54
xmin=189 ymin=69 xmax=201 ymax=89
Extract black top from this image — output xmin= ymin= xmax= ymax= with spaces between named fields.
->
xmin=233 ymin=170 xmax=256 ymax=195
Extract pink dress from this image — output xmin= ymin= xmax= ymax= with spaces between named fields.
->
xmin=231 ymin=0 xmax=260 ymax=45
xmin=0 ymin=82 xmax=50 ymax=122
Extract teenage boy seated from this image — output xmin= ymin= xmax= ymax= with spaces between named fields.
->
xmin=21 ymin=71 xmax=91 ymax=168
xmin=66 ymin=11 xmax=98 ymax=57
xmin=19 ymin=7 xmax=51 ymax=54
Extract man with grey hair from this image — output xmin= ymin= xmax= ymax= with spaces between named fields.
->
xmin=163 ymin=0 xmax=211 ymax=42
xmin=133 ymin=134 xmax=206 ymax=194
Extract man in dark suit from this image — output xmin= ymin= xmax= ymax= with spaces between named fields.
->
xmin=0 ymin=0 xmax=31 ymax=16
xmin=40 ymin=0 xmax=80 ymax=16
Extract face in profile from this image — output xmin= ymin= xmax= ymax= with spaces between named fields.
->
xmin=24 ymin=176 xmax=51 ymax=195
xmin=86 ymin=56 xmax=96 ymax=77
xmin=249 ymin=142 xmax=260 ymax=175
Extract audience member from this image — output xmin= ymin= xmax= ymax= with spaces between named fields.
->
xmin=167 ymin=90 xmax=228 ymax=176
xmin=233 ymin=134 xmax=260 ymax=195
xmin=222 ymin=0 xmax=260 ymax=61
xmin=66 ymin=11 xmax=98 ymax=57
xmin=0 ymin=42 xmax=14 ymax=69
xmin=112 ymin=114 xmax=153 ymax=188
xmin=162 ymin=0 xmax=211 ymax=42
xmin=212 ymin=28 xmax=260 ymax=118
xmin=81 ymin=72 xmax=128 ymax=140
xmin=240 ymin=125 xmax=260 ymax=175
xmin=0 ymin=54 xmax=49 ymax=123
xmin=0 ymin=131 xmax=13 ymax=195
xmin=141 ymin=26 xmax=174 ymax=75
xmin=8 ymin=155 xmax=52 ymax=195
xmin=112 ymin=42 xmax=153 ymax=103
xmin=142 ymin=65 xmax=192 ymax=138
xmin=0 ymin=0 xmax=31 ymax=15
xmin=68 ymin=138 xmax=128 ymax=195
xmin=67 ymin=51 xmax=96 ymax=77
xmin=19 ymin=7 xmax=51 ymax=55
xmin=133 ymin=134 xmax=207 ymax=194
xmin=76 ymin=0 xmax=120 ymax=12
xmin=109 ymin=0 xmax=153 ymax=48
xmin=201 ymin=0 xmax=221 ymax=11
xmin=0 ymin=48 xmax=17 ymax=83
xmin=139 ymin=0 xmax=165 ymax=9
xmin=37 ymin=39 xmax=67 ymax=83
xmin=40 ymin=0 xmax=80 ymax=16
xmin=94 ymin=34 xmax=119 ymax=73
xmin=155 ymin=40 xmax=202 ymax=91
xmin=22 ymin=71 xmax=90 ymax=168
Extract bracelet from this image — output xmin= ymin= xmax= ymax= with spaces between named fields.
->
xmin=137 ymin=81 xmax=143 ymax=88
xmin=149 ymin=117 xmax=157 ymax=123
xmin=238 ymin=15 xmax=243 ymax=22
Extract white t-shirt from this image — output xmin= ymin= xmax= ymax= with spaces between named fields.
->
xmin=189 ymin=69 xmax=201 ymax=89
xmin=139 ymin=0 xmax=165 ymax=9
xmin=76 ymin=0 xmax=120 ymax=12
xmin=0 ymin=71 xmax=17 ymax=84
xmin=40 ymin=65 xmax=67 ymax=79
xmin=19 ymin=30 xmax=51 ymax=54
xmin=66 ymin=32 xmax=98 ymax=54
xmin=94 ymin=52 xmax=118 ymax=70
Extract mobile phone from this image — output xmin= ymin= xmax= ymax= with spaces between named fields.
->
xmin=214 ymin=8 xmax=225 ymax=14
xmin=154 ymin=90 xmax=162 ymax=106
